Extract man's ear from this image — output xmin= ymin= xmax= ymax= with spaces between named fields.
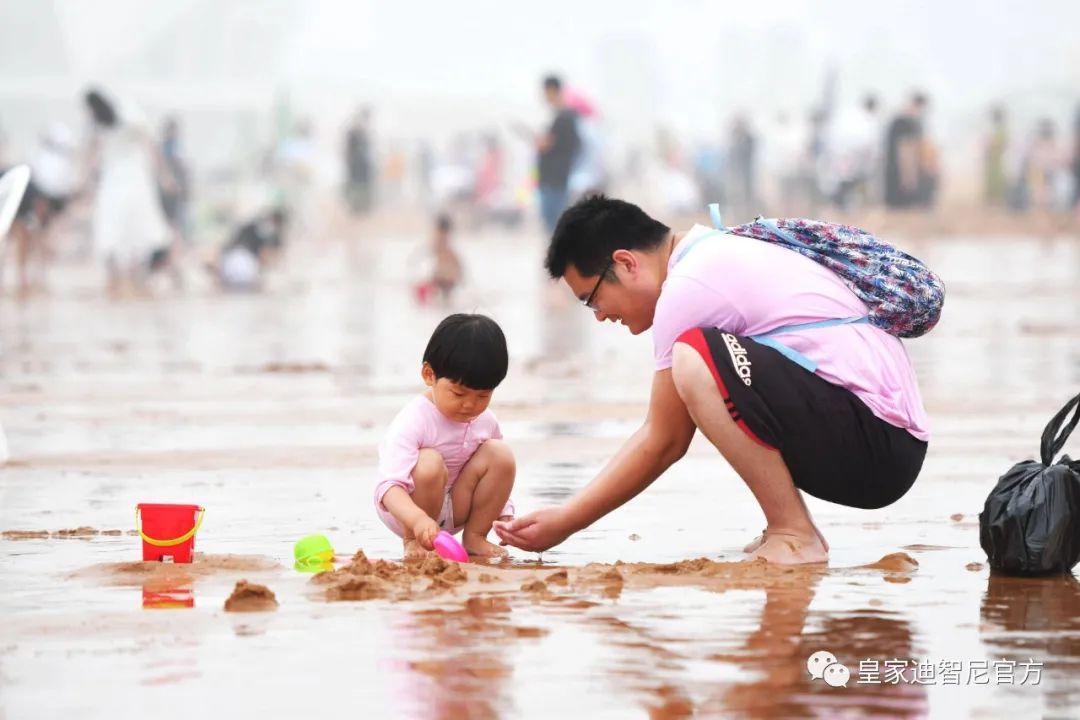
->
xmin=611 ymin=248 xmax=638 ymax=275
xmin=421 ymin=363 xmax=436 ymax=387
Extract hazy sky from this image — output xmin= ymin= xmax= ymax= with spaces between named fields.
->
xmin=1 ymin=0 xmax=1077 ymax=172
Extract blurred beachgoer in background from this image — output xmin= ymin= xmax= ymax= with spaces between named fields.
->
xmin=473 ymin=132 xmax=522 ymax=227
xmin=382 ymin=143 xmax=407 ymax=209
xmin=151 ymin=116 xmax=191 ymax=290
xmin=414 ymin=213 xmax=463 ymax=305
xmin=1 ymin=123 xmax=79 ymax=296
xmin=207 ymin=208 xmax=287 ymax=292
xmin=727 ymin=115 xmax=758 ymax=218
xmin=1071 ymin=106 xmax=1080 ymax=214
xmin=983 ymin=106 xmax=1009 ymax=208
xmin=528 ymin=75 xmax=580 ymax=233
xmin=344 ymin=107 xmax=375 ymax=216
xmin=884 ymin=93 xmax=927 ymax=210
xmin=653 ymin=127 xmax=700 ymax=216
xmin=917 ymin=135 xmax=941 ymax=210
xmin=85 ymin=88 xmax=171 ymax=298
xmin=158 ymin=117 xmax=190 ymax=243
xmin=416 ymin=140 xmax=434 ymax=209
xmin=762 ymin=110 xmax=807 ymax=213
xmin=473 ymin=133 xmax=504 ymax=211
xmin=275 ymin=120 xmax=315 ymax=240
xmin=1025 ymin=118 xmax=1063 ymax=213
xmin=565 ymin=87 xmax=606 ymax=199
xmin=826 ymin=94 xmax=881 ymax=211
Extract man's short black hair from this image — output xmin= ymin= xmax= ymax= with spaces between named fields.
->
xmin=543 ymin=75 xmax=562 ymax=92
xmin=423 ymin=313 xmax=508 ymax=390
xmin=544 ymin=194 xmax=670 ymax=280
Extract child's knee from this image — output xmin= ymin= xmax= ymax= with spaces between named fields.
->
xmin=412 ymin=448 xmax=448 ymax=491
xmin=481 ymin=439 xmax=516 ymax=480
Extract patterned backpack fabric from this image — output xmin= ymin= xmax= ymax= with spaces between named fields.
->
xmin=710 ymin=204 xmax=945 ymax=339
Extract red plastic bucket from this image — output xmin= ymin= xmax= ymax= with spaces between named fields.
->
xmin=135 ymin=503 xmax=204 ymax=563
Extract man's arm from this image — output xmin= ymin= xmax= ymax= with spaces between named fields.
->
xmin=493 ymin=368 xmax=696 ymax=551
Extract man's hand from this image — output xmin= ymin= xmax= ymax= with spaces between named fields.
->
xmin=411 ymin=516 xmax=441 ymax=551
xmin=493 ymin=507 xmax=572 ymax=553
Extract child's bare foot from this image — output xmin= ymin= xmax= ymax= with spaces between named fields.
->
xmin=403 ymin=538 xmax=428 ymax=560
xmin=462 ymin=531 xmax=509 ymax=558
xmin=746 ymin=531 xmax=828 ymax=565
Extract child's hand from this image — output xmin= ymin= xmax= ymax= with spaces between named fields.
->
xmin=412 ymin=516 xmax=441 ymax=551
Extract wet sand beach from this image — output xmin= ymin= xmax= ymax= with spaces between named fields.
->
xmin=2 ymin=223 xmax=1079 ymax=718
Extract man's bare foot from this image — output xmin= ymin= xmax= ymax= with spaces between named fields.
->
xmin=743 ymin=524 xmax=830 ymax=554
xmin=403 ymin=538 xmax=428 ymax=560
xmin=743 ymin=529 xmax=767 ymax=554
xmin=746 ymin=531 xmax=828 ymax=565
xmin=462 ymin=532 xmax=509 ymax=558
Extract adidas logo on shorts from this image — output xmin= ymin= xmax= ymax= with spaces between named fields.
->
xmin=722 ymin=333 xmax=753 ymax=386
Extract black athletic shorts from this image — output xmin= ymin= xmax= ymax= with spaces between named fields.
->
xmin=675 ymin=327 xmax=927 ymax=510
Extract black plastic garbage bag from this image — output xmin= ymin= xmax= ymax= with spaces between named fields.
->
xmin=979 ymin=393 xmax=1080 ymax=575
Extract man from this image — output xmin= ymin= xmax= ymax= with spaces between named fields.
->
xmin=884 ymin=93 xmax=927 ymax=209
xmin=344 ymin=107 xmax=374 ymax=216
xmin=535 ymin=75 xmax=580 ymax=233
xmin=494 ymin=196 xmax=929 ymax=564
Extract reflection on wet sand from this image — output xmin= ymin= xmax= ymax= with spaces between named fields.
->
xmin=583 ymin=565 xmax=928 ymax=718
xmin=981 ymin=573 xmax=1080 ymax=713
xmin=393 ymin=597 xmax=524 ymax=720
xmin=141 ymin=582 xmax=194 ymax=609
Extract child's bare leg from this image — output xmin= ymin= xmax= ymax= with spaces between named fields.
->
xmin=401 ymin=448 xmax=448 ymax=559
xmin=451 ymin=439 xmax=515 ymax=557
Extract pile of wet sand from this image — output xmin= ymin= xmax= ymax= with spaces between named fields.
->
xmin=224 ymin=580 xmax=279 ymax=612
xmin=310 ymin=550 xmax=917 ymax=603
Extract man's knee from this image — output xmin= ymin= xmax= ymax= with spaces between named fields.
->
xmin=671 ymin=341 xmax=713 ymax=404
xmin=412 ymin=448 xmax=448 ymax=492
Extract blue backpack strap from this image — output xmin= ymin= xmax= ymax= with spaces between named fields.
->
xmin=708 ymin=203 xmax=724 ymax=230
xmin=670 ymin=203 xmax=728 ymax=266
xmin=749 ymin=316 xmax=868 ymax=373
xmin=670 ymin=228 xmax=725 ymax=266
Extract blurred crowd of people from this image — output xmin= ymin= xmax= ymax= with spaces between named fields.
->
xmin=2 ymin=75 xmax=1079 ymax=303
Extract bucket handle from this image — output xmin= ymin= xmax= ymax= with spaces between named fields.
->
xmin=135 ymin=507 xmax=205 ymax=547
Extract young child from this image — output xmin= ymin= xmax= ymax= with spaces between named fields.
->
xmin=414 ymin=214 xmax=462 ymax=304
xmin=374 ymin=313 xmax=515 ymax=559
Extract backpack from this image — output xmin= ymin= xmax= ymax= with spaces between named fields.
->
xmin=710 ymin=204 xmax=945 ymax=338
xmin=670 ymin=204 xmax=946 ymax=373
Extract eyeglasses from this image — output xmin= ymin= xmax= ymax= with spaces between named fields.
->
xmin=582 ymin=258 xmax=614 ymax=311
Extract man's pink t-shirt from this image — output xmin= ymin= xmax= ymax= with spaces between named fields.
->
xmin=374 ymin=395 xmax=515 ymax=524
xmin=652 ymin=225 xmax=929 ymax=441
